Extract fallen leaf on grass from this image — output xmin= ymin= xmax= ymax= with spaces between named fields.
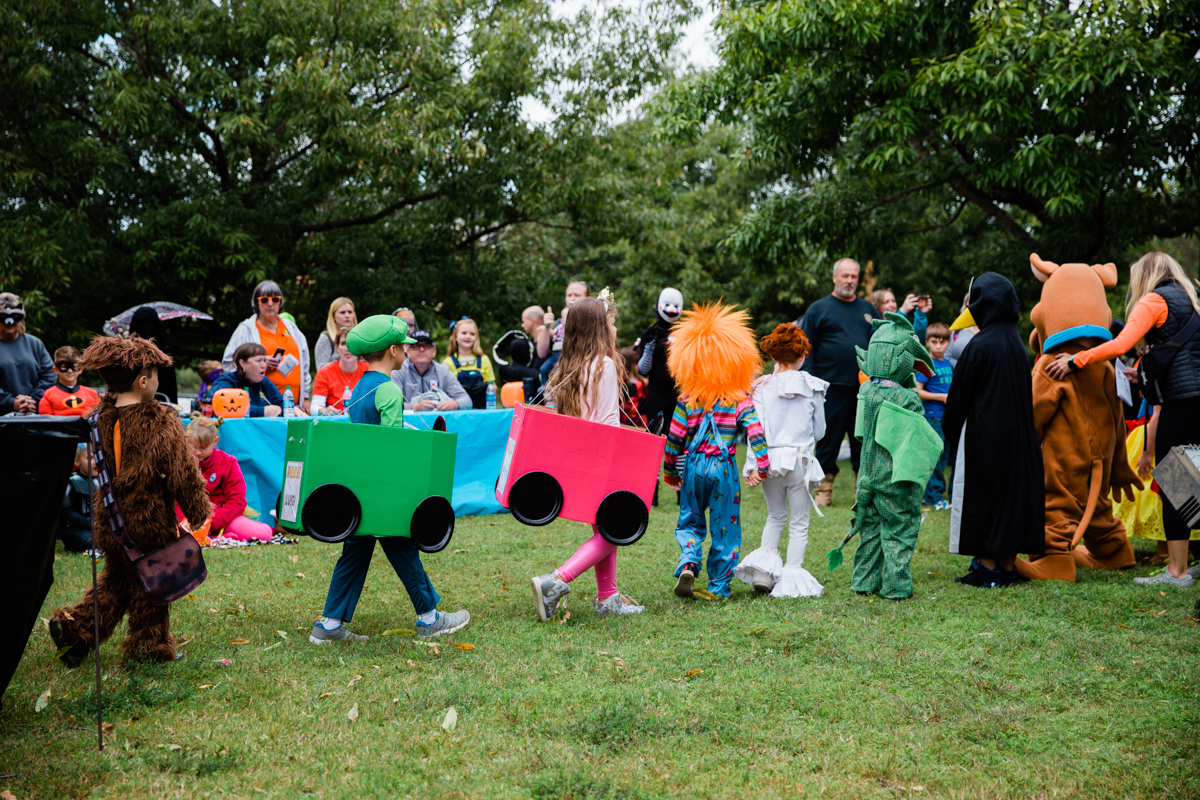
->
xmin=186 ymin=594 xmax=196 ymax=601
xmin=455 ymin=643 xmax=475 ymax=651
xmin=198 ymin=684 xmax=217 ymax=690
xmin=348 ymin=675 xmax=362 ymax=688
xmin=347 ymin=704 xmax=359 ymax=722
xmin=176 ymin=637 xmax=192 ymax=647
xmin=289 ymin=555 xmax=299 ymax=563
xmin=381 ymin=628 xmax=416 ymax=637
xmin=748 ymin=627 xmax=766 ymax=636
xmin=500 ymin=585 xmax=510 ymax=591
xmin=406 ymin=659 xmax=416 ymax=667
xmin=1116 ymin=624 xmax=1133 ymax=630
xmin=441 ymin=706 xmax=458 ymax=731
xmin=296 ymin=573 xmax=305 ymax=578
xmin=557 ymin=610 xmax=571 ymax=624
xmin=229 ymin=638 xmax=249 ymax=645
xmin=3 ymin=790 xmax=17 ymax=800
xmin=693 ymin=589 xmax=719 ymax=601
xmin=682 ymin=669 xmax=702 ymax=679
xmin=320 ymin=692 xmax=334 ymax=699
xmin=158 ymin=744 xmax=182 ymax=751
xmin=34 ymin=688 xmax=51 ymax=713
xmin=276 ymin=631 xmax=288 ymax=639
xmin=1159 ymin=591 xmax=1165 ymax=597
xmin=102 ymin=722 xmax=114 ymax=735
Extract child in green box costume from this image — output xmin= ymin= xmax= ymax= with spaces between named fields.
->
xmin=850 ymin=312 xmax=944 ymax=600
xmin=309 ymin=315 xmax=471 ymax=643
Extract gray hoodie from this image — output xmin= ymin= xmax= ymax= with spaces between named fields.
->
xmin=390 ymin=360 xmax=470 ymax=410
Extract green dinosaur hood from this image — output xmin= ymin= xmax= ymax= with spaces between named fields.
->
xmin=854 ymin=312 xmax=935 ymax=389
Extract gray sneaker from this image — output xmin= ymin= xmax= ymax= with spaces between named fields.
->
xmin=309 ymin=622 xmax=368 ymax=644
xmin=417 ymin=609 xmax=471 ymax=637
xmin=674 ymin=567 xmax=696 ymax=598
xmin=531 ymin=571 xmax=571 ymax=622
xmin=1133 ymin=571 xmax=1194 ymax=588
xmin=1187 ymin=563 xmax=1200 ymax=579
xmin=593 ymin=592 xmax=645 ymax=617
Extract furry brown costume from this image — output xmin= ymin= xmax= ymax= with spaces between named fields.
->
xmin=51 ymin=336 xmax=210 ymax=663
xmin=1017 ymin=255 xmax=1141 ymax=582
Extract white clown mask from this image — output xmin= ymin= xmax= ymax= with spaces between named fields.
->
xmin=657 ymin=288 xmax=683 ymax=323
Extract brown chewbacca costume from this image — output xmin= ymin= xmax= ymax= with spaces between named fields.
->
xmin=50 ymin=336 xmax=210 ymax=663
xmin=1018 ymin=255 xmax=1141 ymax=582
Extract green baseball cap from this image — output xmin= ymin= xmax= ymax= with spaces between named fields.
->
xmin=346 ymin=314 xmax=417 ymax=356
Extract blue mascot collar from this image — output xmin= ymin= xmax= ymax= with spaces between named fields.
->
xmin=1042 ymin=324 xmax=1112 ymax=351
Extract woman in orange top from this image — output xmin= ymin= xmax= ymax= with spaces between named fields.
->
xmin=220 ymin=280 xmax=311 ymax=411
xmin=1047 ymin=252 xmax=1200 ymax=588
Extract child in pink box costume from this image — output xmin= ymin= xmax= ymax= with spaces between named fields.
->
xmin=664 ymin=303 xmax=771 ymax=598
xmin=530 ymin=296 xmax=646 ymax=621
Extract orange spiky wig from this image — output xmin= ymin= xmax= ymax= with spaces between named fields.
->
xmin=667 ymin=302 xmax=760 ymax=411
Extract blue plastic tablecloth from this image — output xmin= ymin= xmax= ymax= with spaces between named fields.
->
xmin=216 ymin=410 xmax=513 ymax=520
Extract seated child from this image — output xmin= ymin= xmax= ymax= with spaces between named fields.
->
xmin=210 ymin=343 xmax=288 ymax=417
xmin=197 ymin=360 xmax=224 ymax=403
xmin=734 ymin=323 xmax=828 ymax=598
xmin=311 ymin=328 xmax=367 ymax=414
xmin=915 ymin=322 xmax=954 ymax=509
xmin=39 ymin=346 xmax=100 ymax=416
xmin=442 ymin=317 xmax=495 ymax=409
xmin=311 ymin=315 xmax=470 ymax=643
xmin=59 ymin=444 xmax=98 ymax=553
xmin=180 ymin=414 xmax=273 ymax=542
xmin=663 ymin=303 xmax=771 ymax=598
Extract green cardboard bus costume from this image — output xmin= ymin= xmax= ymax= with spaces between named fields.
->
xmin=847 ymin=312 xmax=943 ymax=600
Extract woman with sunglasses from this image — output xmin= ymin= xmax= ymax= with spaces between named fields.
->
xmin=0 ymin=291 xmax=55 ymax=414
xmin=220 ymin=280 xmax=312 ymax=411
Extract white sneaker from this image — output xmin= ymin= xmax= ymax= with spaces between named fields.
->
xmin=1133 ymin=571 xmax=1194 ymax=588
xmin=593 ymin=592 xmax=645 ymax=617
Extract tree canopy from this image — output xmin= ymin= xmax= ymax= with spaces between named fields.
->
xmin=0 ymin=0 xmax=690 ymax=357
xmin=658 ymin=0 xmax=1200 ymax=281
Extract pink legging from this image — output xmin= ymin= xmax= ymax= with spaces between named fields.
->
xmin=222 ymin=515 xmax=274 ymax=542
xmin=558 ymin=528 xmax=618 ymax=600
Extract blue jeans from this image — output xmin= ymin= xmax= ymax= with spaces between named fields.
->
xmin=539 ymin=351 xmax=561 ymax=384
xmin=674 ymin=449 xmax=742 ymax=596
xmin=921 ymin=415 xmax=950 ymax=505
xmin=322 ymin=535 xmax=440 ymax=622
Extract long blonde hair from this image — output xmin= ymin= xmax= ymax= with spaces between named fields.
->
xmin=548 ymin=297 xmax=625 ymax=419
xmin=448 ymin=317 xmax=484 ymax=358
xmin=1127 ymin=251 xmax=1200 ymax=322
xmin=325 ymin=297 xmax=357 ymax=344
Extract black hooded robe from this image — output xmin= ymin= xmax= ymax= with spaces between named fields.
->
xmin=943 ymin=272 xmax=1044 ymax=558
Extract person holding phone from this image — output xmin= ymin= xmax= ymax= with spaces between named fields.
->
xmin=220 ymin=280 xmax=312 ymax=411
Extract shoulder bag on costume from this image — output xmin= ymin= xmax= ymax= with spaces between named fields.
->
xmin=1136 ymin=308 xmax=1200 ymax=406
xmin=90 ymin=415 xmax=208 ymax=605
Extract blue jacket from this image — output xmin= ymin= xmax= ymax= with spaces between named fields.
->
xmin=210 ymin=371 xmax=285 ymax=417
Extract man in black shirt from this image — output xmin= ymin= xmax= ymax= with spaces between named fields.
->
xmin=799 ymin=258 xmax=880 ymax=506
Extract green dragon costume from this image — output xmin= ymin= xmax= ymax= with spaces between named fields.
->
xmin=849 ymin=312 xmax=944 ymax=600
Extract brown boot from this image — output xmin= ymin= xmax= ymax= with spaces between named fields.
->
xmin=815 ymin=474 xmax=834 ymax=508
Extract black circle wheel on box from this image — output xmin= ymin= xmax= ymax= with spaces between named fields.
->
xmin=301 ymin=483 xmax=362 ymax=543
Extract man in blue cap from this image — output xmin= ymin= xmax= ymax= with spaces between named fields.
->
xmin=310 ymin=315 xmax=471 ymax=643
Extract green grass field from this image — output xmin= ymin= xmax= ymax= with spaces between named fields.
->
xmin=3 ymin=467 xmax=1198 ymax=799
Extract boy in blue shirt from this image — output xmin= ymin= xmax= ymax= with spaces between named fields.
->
xmin=916 ymin=322 xmax=954 ymax=510
xmin=310 ymin=315 xmax=470 ymax=643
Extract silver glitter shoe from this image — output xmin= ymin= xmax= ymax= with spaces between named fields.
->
xmin=593 ymin=592 xmax=645 ymax=617
xmin=531 ymin=571 xmax=571 ymax=622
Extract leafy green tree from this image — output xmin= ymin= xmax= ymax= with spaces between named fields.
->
xmin=657 ymin=0 xmax=1200 ymax=291
xmin=0 ymin=0 xmax=691 ymax=359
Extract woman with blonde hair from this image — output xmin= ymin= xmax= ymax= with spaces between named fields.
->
xmin=314 ymin=297 xmax=358 ymax=370
xmin=1047 ymin=252 xmax=1200 ymax=587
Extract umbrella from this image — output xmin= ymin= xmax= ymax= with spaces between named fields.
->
xmin=103 ymin=302 xmax=212 ymax=336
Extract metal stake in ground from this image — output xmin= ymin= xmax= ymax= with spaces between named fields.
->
xmin=86 ymin=434 xmax=104 ymax=752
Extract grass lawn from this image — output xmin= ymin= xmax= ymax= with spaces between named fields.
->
xmin=3 ymin=462 xmax=1198 ymax=799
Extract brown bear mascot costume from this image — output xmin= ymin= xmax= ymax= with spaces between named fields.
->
xmin=50 ymin=335 xmax=211 ymax=664
xmin=1017 ymin=254 xmax=1141 ymax=581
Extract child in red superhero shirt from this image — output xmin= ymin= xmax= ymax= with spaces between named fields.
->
xmin=38 ymin=346 xmax=99 ymax=416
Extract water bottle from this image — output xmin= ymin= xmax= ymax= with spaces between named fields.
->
xmin=283 ymin=388 xmax=295 ymax=417
xmin=342 ymin=385 xmax=352 ymax=411
xmin=485 ymin=383 xmax=496 ymax=409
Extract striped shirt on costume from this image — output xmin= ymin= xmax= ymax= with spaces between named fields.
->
xmin=663 ymin=398 xmax=770 ymax=479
